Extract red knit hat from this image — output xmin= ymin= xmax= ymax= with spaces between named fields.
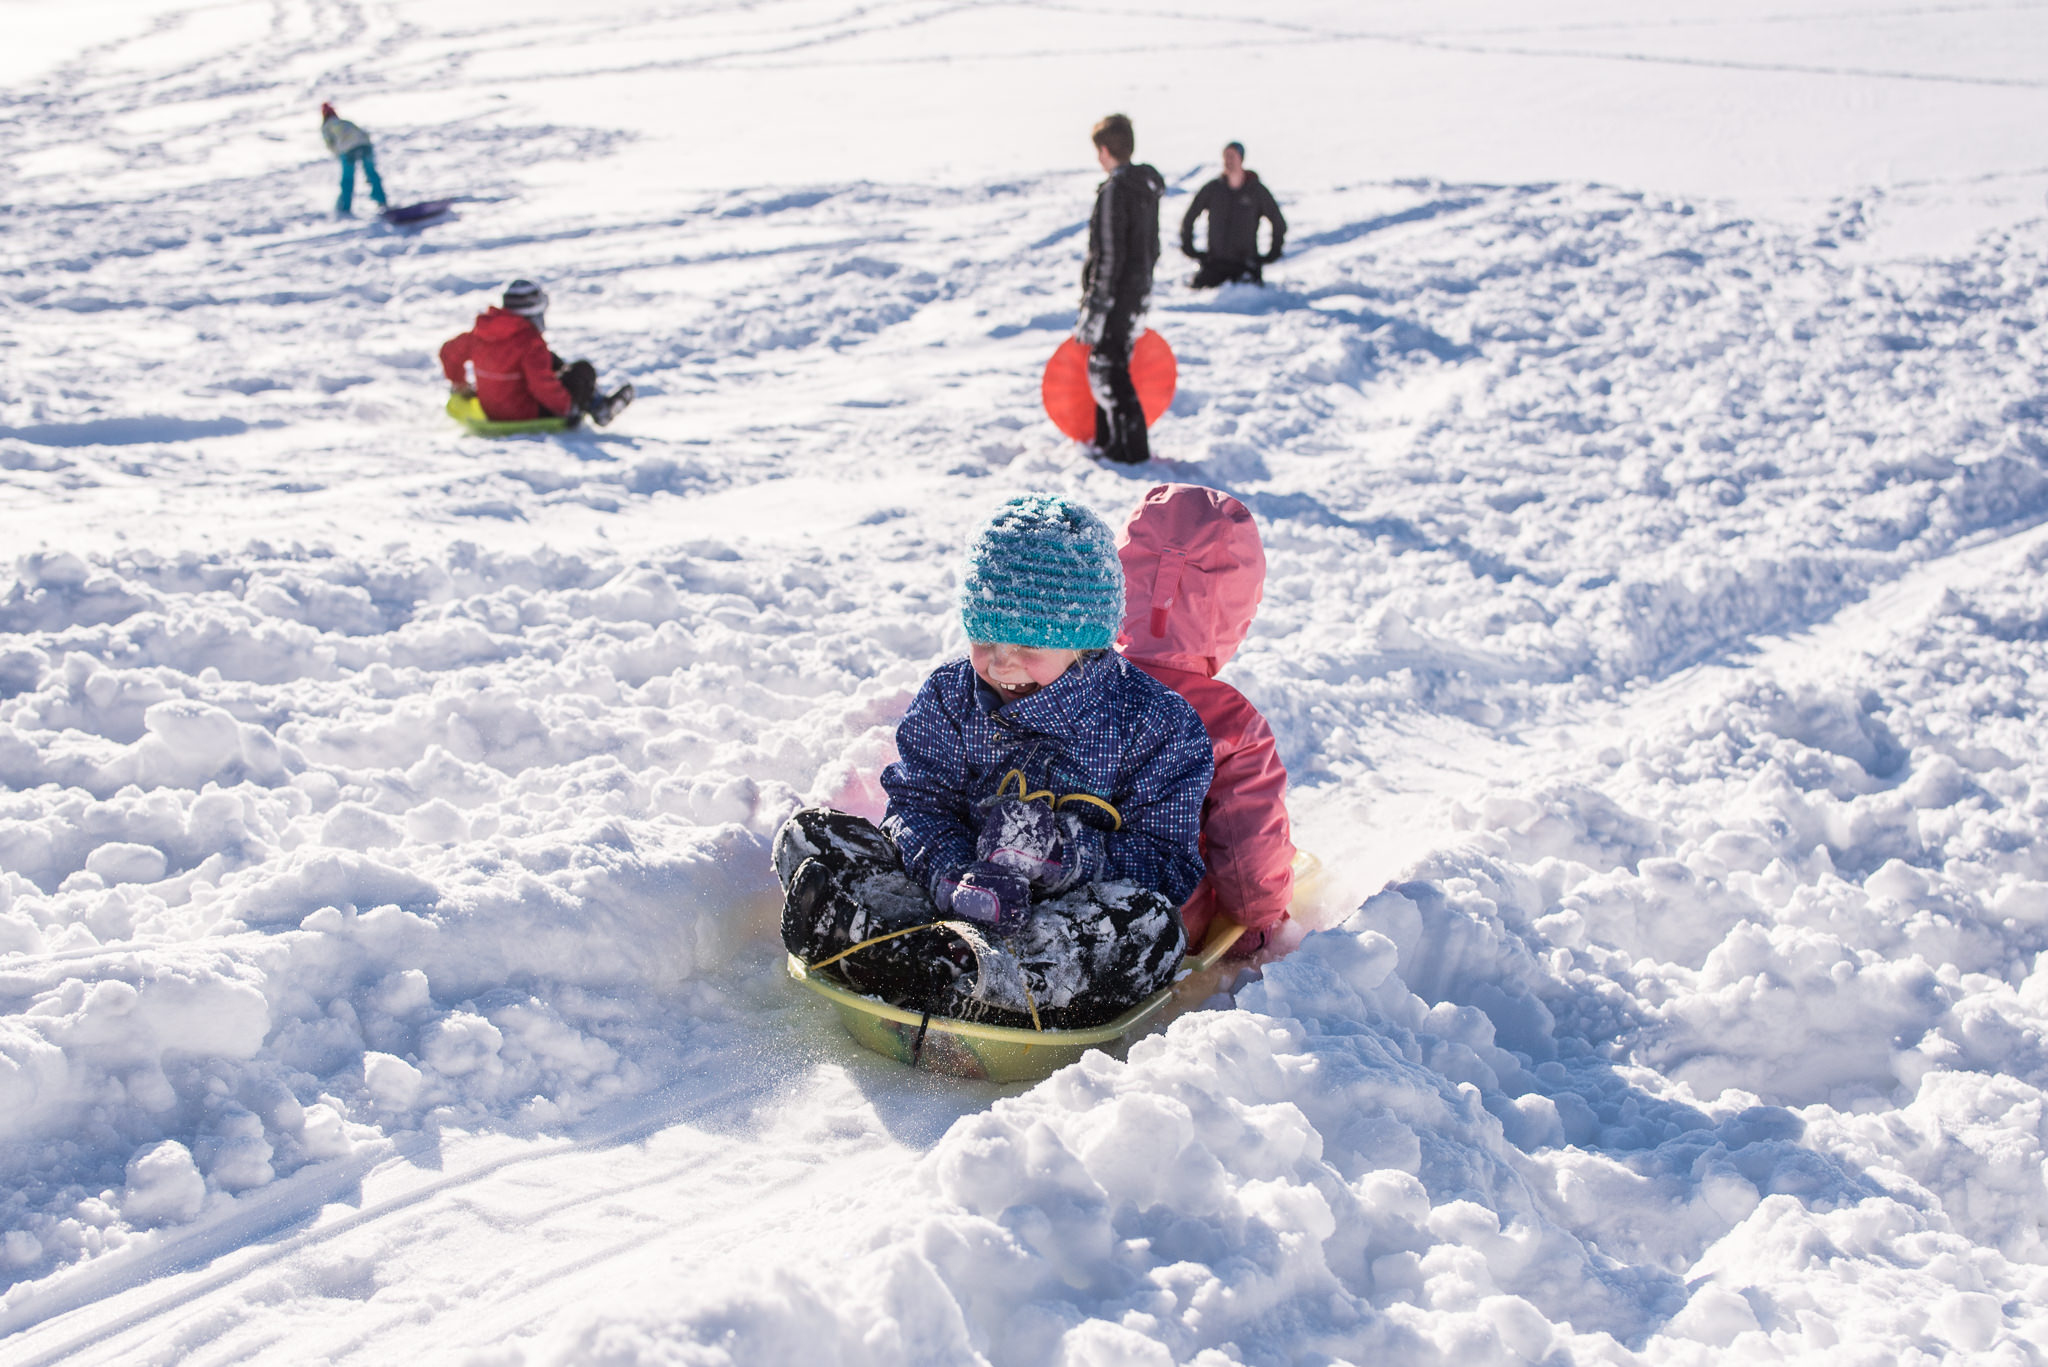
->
xmin=320 ymin=102 xmax=336 ymax=120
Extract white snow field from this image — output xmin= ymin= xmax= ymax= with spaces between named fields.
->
xmin=5 ymin=0 xmax=2048 ymax=1362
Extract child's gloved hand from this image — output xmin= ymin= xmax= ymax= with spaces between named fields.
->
xmin=1044 ymin=810 xmax=1105 ymax=894
xmin=975 ymin=798 xmax=1062 ymax=886
xmin=941 ymin=862 xmax=1032 ymax=933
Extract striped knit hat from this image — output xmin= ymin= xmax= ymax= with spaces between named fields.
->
xmin=501 ymin=278 xmax=548 ymax=317
xmin=960 ymin=494 xmax=1126 ymax=650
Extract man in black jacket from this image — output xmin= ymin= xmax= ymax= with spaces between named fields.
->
xmin=1078 ymin=113 xmax=1165 ymax=465
xmin=1180 ymin=142 xmax=1286 ymax=288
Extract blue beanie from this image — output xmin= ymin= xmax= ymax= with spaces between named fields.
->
xmin=960 ymin=494 xmax=1125 ymax=650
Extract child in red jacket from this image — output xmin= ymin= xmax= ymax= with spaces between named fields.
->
xmin=439 ymin=279 xmax=633 ymax=426
xmin=1116 ymin=484 xmax=1296 ymax=955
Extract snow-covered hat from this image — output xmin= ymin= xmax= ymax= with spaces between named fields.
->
xmin=959 ymin=494 xmax=1125 ymax=651
xmin=501 ymin=279 xmax=548 ymax=317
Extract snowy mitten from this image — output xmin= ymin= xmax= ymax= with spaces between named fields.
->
xmin=1039 ymin=810 xmax=1106 ymax=896
xmin=940 ymin=862 xmax=1032 ymax=934
xmin=975 ymin=798 xmax=1062 ymax=887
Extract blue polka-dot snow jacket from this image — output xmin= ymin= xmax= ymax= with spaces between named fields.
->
xmin=880 ymin=652 xmax=1212 ymax=907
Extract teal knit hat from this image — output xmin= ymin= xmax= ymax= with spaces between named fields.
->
xmin=960 ymin=494 xmax=1126 ymax=650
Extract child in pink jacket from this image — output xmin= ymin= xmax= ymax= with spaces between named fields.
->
xmin=1116 ymin=484 xmax=1297 ymax=955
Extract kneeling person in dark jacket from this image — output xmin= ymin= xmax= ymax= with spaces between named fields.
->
xmin=1181 ymin=142 xmax=1285 ymax=288
xmin=439 ymin=279 xmax=633 ymax=426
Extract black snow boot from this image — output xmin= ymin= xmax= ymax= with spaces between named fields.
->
xmin=591 ymin=383 xmax=634 ymax=426
xmin=775 ymin=807 xmax=922 ymax=964
xmin=774 ymin=807 xmax=976 ymax=1010
xmin=773 ymin=806 xmax=902 ymax=889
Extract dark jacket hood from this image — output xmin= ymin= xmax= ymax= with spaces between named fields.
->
xmin=1121 ymin=162 xmax=1166 ymax=196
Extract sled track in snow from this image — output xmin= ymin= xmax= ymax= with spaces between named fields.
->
xmin=3 ymin=1015 xmax=948 ymax=1365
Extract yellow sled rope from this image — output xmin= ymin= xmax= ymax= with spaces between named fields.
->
xmin=993 ymin=768 xmax=1123 ymax=831
xmin=809 ymin=920 xmax=1044 ymax=1033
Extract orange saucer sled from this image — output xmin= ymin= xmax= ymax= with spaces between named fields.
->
xmin=1040 ymin=331 xmax=1177 ymax=441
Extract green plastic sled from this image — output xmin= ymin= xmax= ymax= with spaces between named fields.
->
xmin=787 ymin=852 xmax=1324 ymax=1084
xmin=445 ymin=392 xmax=575 ymax=436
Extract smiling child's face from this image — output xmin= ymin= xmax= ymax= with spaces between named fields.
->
xmin=970 ymin=641 xmax=1083 ymax=702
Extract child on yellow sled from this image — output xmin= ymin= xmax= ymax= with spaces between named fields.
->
xmin=775 ymin=494 xmax=1212 ymax=1028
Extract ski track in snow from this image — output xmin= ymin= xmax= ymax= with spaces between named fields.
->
xmin=4 ymin=1 xmax=2048 ymax=1363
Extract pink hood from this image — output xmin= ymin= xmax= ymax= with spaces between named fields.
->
xmin=1115 ymin=484 xmax=1266 ymax=678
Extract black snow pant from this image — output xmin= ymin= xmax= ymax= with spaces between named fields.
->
xmin=1190 ymin=255 xmax=1263 ymax=289
xmin=552 ymin=356 xmax=599 ymax=416
xmin=775 ymin=807 xmax=1188 ymax=1030
xmin=776 ymin=807 xmax=974 ymax=1013
xmin=1087 ymin=313 xmax=1151 ymax=466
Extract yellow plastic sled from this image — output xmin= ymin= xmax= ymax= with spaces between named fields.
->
xmin=445 ymin=392 xmax=575 ymax=436
xmin=787 ymin=852 xmax=1323 ymax=1084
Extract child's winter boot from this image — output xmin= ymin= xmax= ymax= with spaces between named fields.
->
xmin=591 ymin=383 xmax=634 ymax=427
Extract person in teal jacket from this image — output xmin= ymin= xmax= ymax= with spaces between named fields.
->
xmin=320 ymin=103 xmax=386 ymax=214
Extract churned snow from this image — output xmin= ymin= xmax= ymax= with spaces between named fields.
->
xmin=4 ymin=1 xmax=2048 ymax=1363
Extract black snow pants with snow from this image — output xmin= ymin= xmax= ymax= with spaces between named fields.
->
xmin=1087 ymin=312 xmax=1150 ymax=466
xmin=775 ymin=807 xmax=1187 ymax=1029
xmin=777 ymin=807 xmax=975 ymax=1012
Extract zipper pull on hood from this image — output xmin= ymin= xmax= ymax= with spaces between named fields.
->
xmin=1147 ymin=547 xmax=1189 ymax=640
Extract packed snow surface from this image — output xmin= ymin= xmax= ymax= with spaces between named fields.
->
xmin=5 ymin=1 xmax=2048 ymax=1363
